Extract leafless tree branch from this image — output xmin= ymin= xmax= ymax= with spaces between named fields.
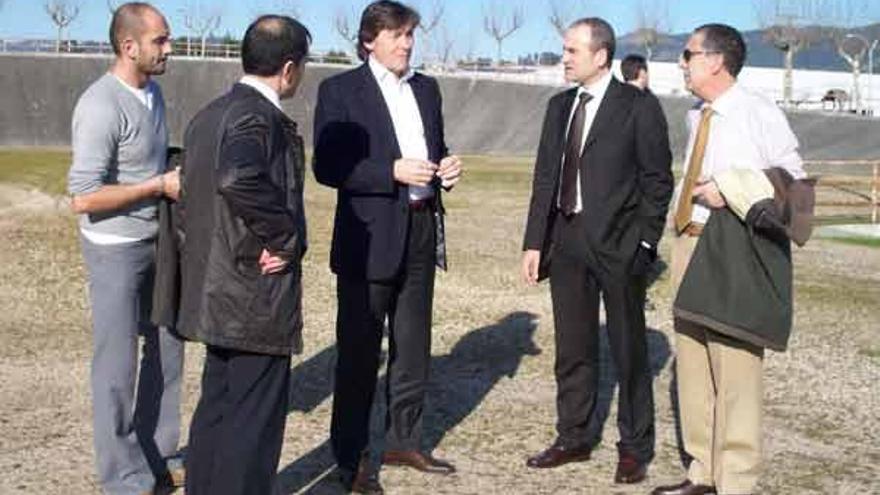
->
xmin=45 ymin=0 xmax=81 ymax=53
xmin=633 ymin=0 xmax=670 ymax=61
xmin=333 ymin=7 xmax=359 ymax=53
xmin=181 ymin=1 xmax=222 ymax=57
xmin=483 ymin=1 xmax=524 ymax=64
xmin=549 ymin=0 xmax=593 ymax=38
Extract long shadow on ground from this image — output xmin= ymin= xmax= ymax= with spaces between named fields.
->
xmin=274 ymin=311 xmax=541 ymax=494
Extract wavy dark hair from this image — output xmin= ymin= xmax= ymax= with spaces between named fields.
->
xmin=357 ymin=1 xmax=420 ymax=61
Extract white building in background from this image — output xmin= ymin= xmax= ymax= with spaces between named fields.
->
xmin=445 ymin=61 xmax=880 ymax=115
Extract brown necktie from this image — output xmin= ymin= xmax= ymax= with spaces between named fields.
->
xmin=674 ymin=106 xmax=714 ymax=233
xmin=559 ymin=92 xmax=592 ymax=215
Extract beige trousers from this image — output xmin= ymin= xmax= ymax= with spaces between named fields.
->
xmin=671 ymin=234 xmax=764 ymax=495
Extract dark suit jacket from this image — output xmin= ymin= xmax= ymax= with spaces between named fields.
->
xmin=313 ymin=64 xmax=449 ymax=281
xmin=523 ymin=77 xmax=673 ymax=279
xmin=177 ymin=83 xmax=307 ymax=356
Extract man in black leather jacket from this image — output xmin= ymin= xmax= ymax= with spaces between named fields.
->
xmin=177 ymin=15 xmax=310 ymax=494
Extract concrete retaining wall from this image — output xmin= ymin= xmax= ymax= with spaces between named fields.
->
xmin=1 ymin=54 xmax=877 ymax=161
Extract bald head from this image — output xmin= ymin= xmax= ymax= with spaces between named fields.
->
xmin=241 ymin=14 xmax=311 ymax=77
xmin=109 ymin=2 xmax=163 ymax=56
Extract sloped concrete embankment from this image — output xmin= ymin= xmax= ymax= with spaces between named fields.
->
xmin=1 ymin=54 xmax=878 ymax=161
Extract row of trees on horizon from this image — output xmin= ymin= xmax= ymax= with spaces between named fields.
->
xmin=7 ymin=0 xmax=880 ymax=109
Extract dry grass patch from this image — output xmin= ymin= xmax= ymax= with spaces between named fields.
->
xmin=0 ymin=150 xmax=878 ymax=494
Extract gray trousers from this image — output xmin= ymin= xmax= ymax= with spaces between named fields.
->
xmin=80 ymin=236 xmax=184 ymax=494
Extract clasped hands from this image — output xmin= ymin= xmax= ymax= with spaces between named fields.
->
xmin=257 ymin=155 xmax=465 ymax=276
xmin=394 ymin=155 xmax=462 ymax=188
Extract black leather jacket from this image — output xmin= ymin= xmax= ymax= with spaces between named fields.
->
xmin=177 ymin=84 xmax=307 ymax=356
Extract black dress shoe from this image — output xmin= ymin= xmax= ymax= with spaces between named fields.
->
xmin=526 ymin=441 xmax=591 ymax=468
xmin=613 ymin=453 xmax=647 ymax=484
xmin=651 ymin=479 xmax=717 ymax=495
xmin=382 ymin=450 xmax=456 ymax=474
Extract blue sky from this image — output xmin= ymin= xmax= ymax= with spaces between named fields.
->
xmin=0 ymin=1 xmax=876 ymax=58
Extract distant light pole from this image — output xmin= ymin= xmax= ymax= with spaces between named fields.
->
xmin=846 ymin=33 xmax=876 ymax=115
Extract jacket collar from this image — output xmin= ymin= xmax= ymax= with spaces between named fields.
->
xmin=238 ymin=75 xmax=282 ymax=110
xmin=230 ymin=83 xmax=297 ymax=133
xmin=354 ymin=63 xmax=434 ymax=160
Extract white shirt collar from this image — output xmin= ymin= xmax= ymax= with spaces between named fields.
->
xmin=368 ymin=55 xmax=415 ymax=86
xmin=704 ymin=82 xmax=741 ymax=117
xmin=239 ymin=75 xmax=282 ymax=110
xmin=577 ymin=70 xmax=613 ymax=102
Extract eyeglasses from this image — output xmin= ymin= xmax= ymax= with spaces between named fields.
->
xmin=681 ymin=49 xmax=720 ymax=62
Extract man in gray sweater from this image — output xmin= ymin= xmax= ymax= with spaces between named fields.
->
xmin=67 ymin=3 xmax=183 ymax=494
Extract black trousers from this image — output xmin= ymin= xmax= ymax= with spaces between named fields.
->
xmin=185 ymin=345 xmax=291 ymax=495
xmin=549 ymin=213 xmax=655 ymax=462
xmin=331 ymin=208 xmax=436 ymax=471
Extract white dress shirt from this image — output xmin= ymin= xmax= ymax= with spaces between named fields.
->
xmin=674 ymin=83 xmax=806 ymax=225
xmin=368 ymin=56 xmax=433 ymax=201
xmin=558 ymin=70 xmax=613 ymax=214
xmin=239 ymin=75 xmax=282 ymax=110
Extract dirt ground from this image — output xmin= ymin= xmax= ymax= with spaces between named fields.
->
xmin=0 ymin=156 xmax=878 ymax=494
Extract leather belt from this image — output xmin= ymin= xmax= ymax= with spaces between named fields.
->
xmin=681 ymin=223 xmax=704 ymax=237
xmin=408 ymin=198 xmax=434 ymax=211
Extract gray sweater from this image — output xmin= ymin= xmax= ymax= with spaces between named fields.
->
xmin=68 ymin=73 xmax=168 ymax=239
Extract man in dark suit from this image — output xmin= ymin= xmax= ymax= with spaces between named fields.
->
xmin=521 ymin=17 xmax=673 ymax=484
xmin=177 ymin=15 xmax=311 ymax=494
xmin=313 ymin=1 xmax=462 ymax=493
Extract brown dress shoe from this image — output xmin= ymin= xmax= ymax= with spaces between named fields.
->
xmin=342 ymin=461 xmax=384 ymax=494
xmin=613 ymin=453 xmax=647 ymax=484
xmin=651 ymin=479 xmax=717 ymax=495
xmin=526 ymin=441 xmax=591 ymax=468
xmin=382 ymin=450 xmax=456 ymax=474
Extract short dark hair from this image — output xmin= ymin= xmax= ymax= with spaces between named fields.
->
xmin=695 ymin=23 xmax=746 ymax=77
xmin=569 ymin=17 xmax=615 ymax=69
xmin=357 ymin=0 xmax=420 ymax=61
xmin=241 ymin=15 xmax=312 ymax=77
xmin=109 ymin=2 xmax=159 ymax=56
xmin=621 ymin=54 xmax=647 ymax=82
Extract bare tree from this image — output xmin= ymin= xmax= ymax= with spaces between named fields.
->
xmin=416 ymin=0 xmax=444 ymax=63
xmin=832 ymin=30 xmax=869 ymax=111
xmin=633 ymin=0 xmax=671 ymax=61
xmin=483 ymin=1 xmax=524 ymax=65
xmin=181 ymin=1 xmax=222 ymax=57
xmin=45 ymin=0 xmax=80 ymax=53
xmin=821 ymin=0 xmax=875 ymax=112
xmin=755 ymin=0 xmax=822 ymax=107
xmin=417 ymin=0 xmax=444 ymax=35
xmin=548 ymin=0 xmax=592 ymax=38
xmin=333 ymin=6 xmax=359 ymax=55
xmin=435 ymin=23 xmax=456 ymax=70
xmin=107 ymin=0 xmax=120 ymax=13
